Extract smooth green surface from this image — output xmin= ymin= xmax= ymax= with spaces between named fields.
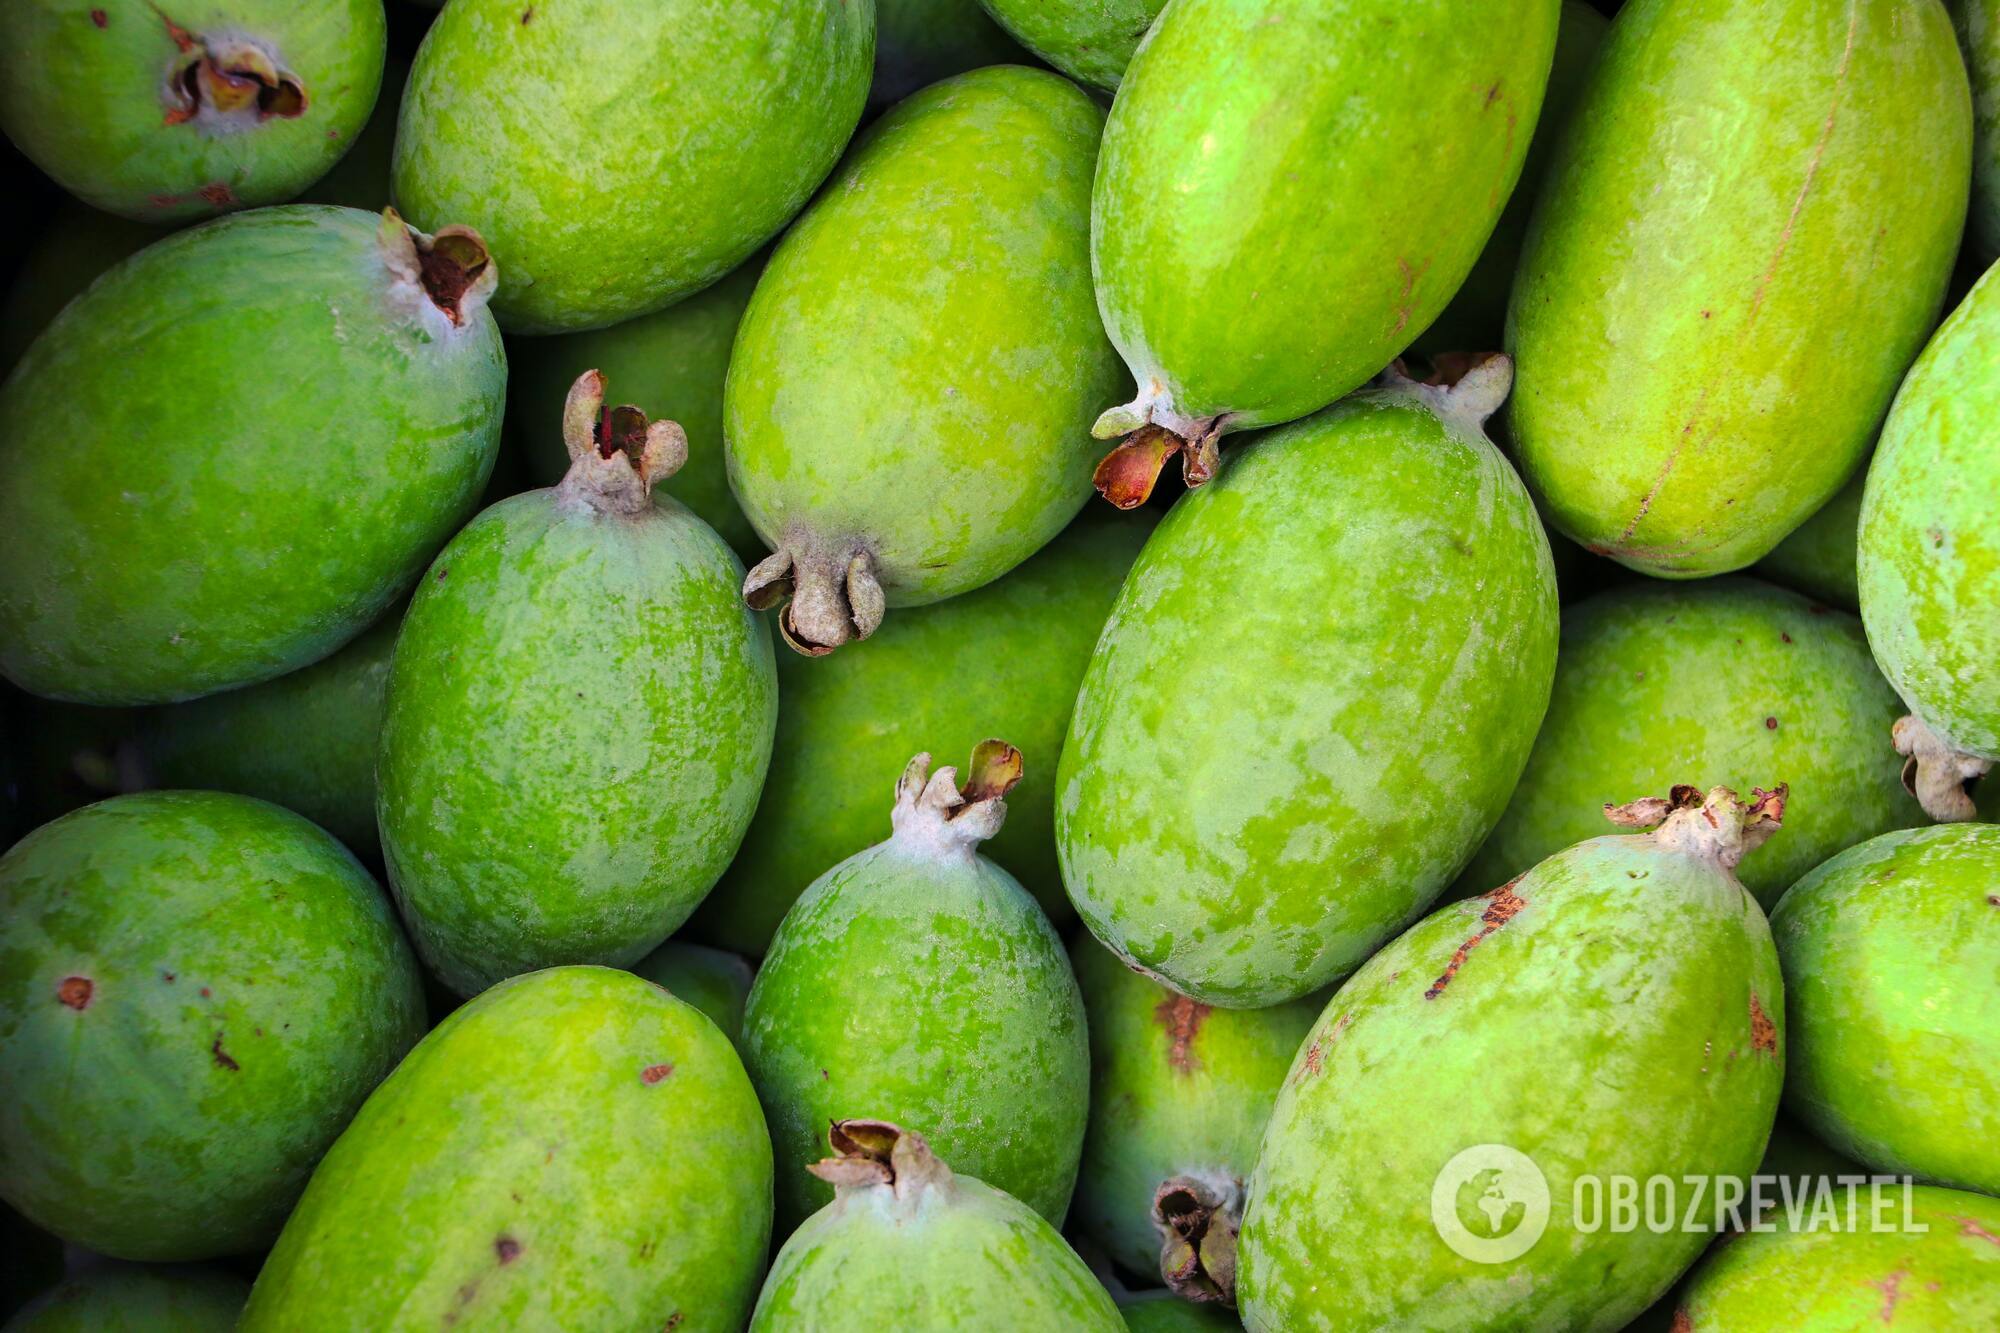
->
xmin=874 ymin=0 xmax=1024 ymax=104
xmin=393 ymin=0 xmax=871 ymax=333
xmin=1957 ymin=1 xmax=2000 ymax=263
xmin=241 ymin=966 xmax=772 ymax=1332
xmin=2 ymin=1265 xmax=248 ymax=1333
xmin=1091 ymin=0 xmax=1557 ymax=433
xmin=1073 ymin=937 xmax=1318 ymax=1279
xmin=690 ymin=512 xmax=1151 ymax=955
xmin=0 ymin=2 xmax=384 ymax=222
xmin=1754 ymin=463 xmax=1865 ymax=611
xmin=0 ymin=205 xmax=505 ymax=705
xmin=1672 ymin=1186 xmax=2000 ymax=1329
xmin=509 ymin=261 xmax=761 ymax=559
xmin=628 ymin=939 xmax=754 ymax=1055
xmin=377 ymin=487 xmax=776 ymax=996
xmin=728 ymin=66 xmax=1120 ymax=611
xmin=1858 ymin=263 xmax=2000 ymax=760
xmin=977 ymin=0 xmax=1163 ymax=91
xmin=1510 ymin=0 xmax=1970 ymax=576
xmin=743 ymin=825 xmax=1089 ymax=1234
xmin=1239 ymin=830 xmax=1785 ymax=1331
xmin=0 ymin=792 xmax=424 ymax=1260
xmin=1459 ymin=578 xmax=1921 ymax=909
xmin=1058 ymin=383 xmax=1559 ymax=1007
xmin=141 ymin=609 xmax=398 ymax=853
xmin=1772 ymin=823 xmax=2000 ymax=1195
xmin=1118 ymin=1294 xmax=1242 ymax=1332
xmin=0 ymin=203 xmax=160 ymax=373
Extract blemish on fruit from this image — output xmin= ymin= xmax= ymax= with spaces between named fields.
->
xmin=1765 ymin=716 xmax=1778 ymax=730
xmin=641 ymin=1063 xmax=674 ymax=1084
xmin=494 ymin=1235 xmax=521 ymax=1263
xmin=1669 ymin=1311 xmax=1692 ymax=1333
xmin=1748 ymin=994 xmax=1776 ymax=1055
xmin=211 ymin=1034 xmax=240 ymax=1071
xmin=57 ymin=976 xmax=93 ymax=1009
xmin=1869 ymin=1268 xmax=1905 ymax=1323
xmin=198 ymin=182 xmax=235 ymax=207
xmin=1957 ymin=1215 xmax=2000 ymax=1246
xmin=90 ymin=9 xmax=107 ymax=27
xmin=1154 ymin=994 xmax=1210 ymax=1074
xmin=1425 ymin=880 xmax=1525 ymax=999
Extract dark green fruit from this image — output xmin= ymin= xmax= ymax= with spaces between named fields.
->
xmin=873 ymin=0 xmax=1023 ymax=105
xmin=976 ymin=0 xmax=1165 ymax=91
xmin=1117 ymin=1294 xmax=1242 ymax=1332
xmin=2 ymin=1264 xmax=248 ymax=1333
xmin=1753 ymin=465 xmax=1865 ymax=612
xmin=629 ymin=939 xmax=754 ymax=1056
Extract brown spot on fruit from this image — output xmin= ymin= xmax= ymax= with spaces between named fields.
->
xmin=1426 ymin=880 xmax=1526 ymax=999
xmin=1958 ymin=1216 xmax=2000 ymax=1246
xmin=1154 ymin=994 xmax=1210 ymax=1075
xmin=1765 ymin=716 xmax=1779 ymax=731
xmin=436 ymin=567 xmax=448 ymax=582
xmin=57 ymin=976 xmax=93 ymax=1009
xmin=665 ymin=1315 xmax=684 ymax=1330
xmin=197 ymin=182 xmax=235 ymax=207
xmin=1297 ymin=1037 xmax=1324 ymax=1083
xmin=199 ymin=986 xmax=211 ymax=997
xmin=149 ymin=193 xmax=184 ymax=208
xmin=1671 ymin=1311 xmax=1693 ymax=1333
xmin=1781 ymin=632 xmax=1793 ymax=644
xmin=211 ymin=1035 xmax=240 ymax=1071
xmin=494 ymin=1236 xmax=520 ymax=1264
xmin=521 ymin=6 xmax=534 ymax=21
xmin=641 ymin=1063 xmax=674 ymax=1084
xmin=1870 ymin=1268 xmax=1905 ymax=1323
xmin=90 ymin=9 xmax=107 ymax=27
xmin=163 ymin=971 xmax=176 ymax=982
xmin=1749 ymin=994 xmax=1777 ymax=1055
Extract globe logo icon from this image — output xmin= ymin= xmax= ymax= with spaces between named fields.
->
xmin=1431 ymin=1145 xmax=1550 ymax=1263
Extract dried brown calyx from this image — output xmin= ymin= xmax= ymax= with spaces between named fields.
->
xmin=1154 ymin=1174 xmax=1242 ymax=1304
xmin=1892 ymin=714 xmax=1990 ymax=823
xmin=551 ymin=370 xmax=688 ymax=516
xmin=1603 ymin=783 xmax=1788 ymax=872
xmin=376 ymin=208 xmax=498 ymax=328
xmin=1090 ymin=378 xmax=1226 ymax=509
xmin=1378 ymin=351 xmax=1514 ymax=434
xmin=743 ymin=540 xmax=885 ymax=657
xmin=807 ymin=1119 xmax=953 ymax=1206
xmin=159 ymin=18 xmax=306 ymax=128
xmin=885 ymin=741 xmax=1024 ymax=861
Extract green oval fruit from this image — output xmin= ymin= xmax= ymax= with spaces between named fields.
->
xmin=0 ymin=791 xmax=424 ymax=1260
xmin=509 ymin=258 xmax=761 ymax=560
xmin=1858 ymin=264 xmax=2000 ymax=820
xmin=1771 ymin=823 xmax=2000 ymax=1195
xmin=728 ymin=65 xmax=1121 ymax=655
xmin=1753 ymin=464 xmax=1865 ymax=612
xmin=3 ymin=1264 xmax=248 ymax=1333
xmin=975 ymin=0 xmax=1164 ymax=91
xmin=241 ymin=966 xmax=772 ymax=1332
xmin=1459 ymin=577 xmax=1920 ymax=909
xmin=0 ymin=205 xmax=504 ymax=706
xmin=378 ymin=372 xmax=776 ymax=995
xmin=1059 ymin=360 xmax=1558 ymax=1007
xmin=629 ymin=939 xmax=754 ymax=1055
xmin=0 ymin=2 xmax=385 ymax=223
xmin=1671 ymin=1185 xmax=2000 ymax=1330
xmin=873 ymin=0 xmax=1023 ymax=105
xmin=1072 ymin=940 xmax=1319 ymax=1303
xmin=0 ymin=203 xmax=159 ymax=373
xmin=1117 ymin=1294 xmax=1242 ymax=1332
xmin=691 ymin=511 xmax=1151 ymax=955
xmin=1957 ymin=1 xmax=2000 ymax=263
xmin=140 ymin=609 xmax=398 ymax=854
xmin=749 ymin=1121 xmax=1123 ymax=1331
xmin=1085 ymin=0 xmax=1557 ymax=507
xmin=744 ymin=745 xmax=1090 ymax=1233
xmin=1239 ymin=787 xmax=1789 ymax=1331
xmin=393 ymin=0 xmax=871 ymax=334
xmin=1509 ymin=0 xmax=1971 ymax=577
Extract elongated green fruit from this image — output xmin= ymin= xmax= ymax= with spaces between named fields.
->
xmin=872 ymin=0 xmax=1023 ymax=105
xmin=629 ymin=939 xmax=754 ymax=1056
xmin=1087 ymin=0 xmax=1558 ymax=508
xmin=1956 ymin=1 xmax=2000 ymax=262
xmin=1509 ymin=0 xmax=1971 ymax=577
xmin=1752 ymin=464 xmax=1865 ymax=611
xmin=976 ymin=0 xmax=1164 ymax=91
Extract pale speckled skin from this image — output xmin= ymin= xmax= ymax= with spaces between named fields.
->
xmin=1772 ymin=823 xmax=2000 ymax=1195
xmin=509 ymin=260 xmax=762 ymax=559
xmin=1091 ymin=0 xmax=1557 ymax=434
xmin=743 ymin=830 xmax=1090 ymax=1234
xmin=0 ymin=792 xmax=425 ymax=1261
xmin=726 ymin=65 xmax=1123 ymax=608
xmin=0 ymin=205 xmax=505 ymax=705
xmin=977 ymin=0 xmax=1163 ymax=91
xmin=873 ymin=0 xmax=1025 ymax=105
xmin=141 ymin=609 xmax=398 ymax=854
xmin=1058 ymin=385 xmax=1559 ymax=1008
xmin=393 ymin=0 xmax=871 ymax=334
xmin=0 ymin=2 xmax=384 ymax=223
xmin=1459 ymin=579 xmax=1921 ymax=909
xmin=751 ymin=1159 xmax=1123 ymax=1330
xmin=1117 ymin=1294 xmax=1241 ymax=1332
xmin=1238 ymin=832 xmax=1785 ymax=1332
xmin=1509 ymin=0 xmax=1970 ymax=577
xmin=1754 ymin=462 xmax=1866 ymax=611
xmin=1072 ymin=937 xmax=1318 ymax=1279
xmin=377 ymin=488 xmax=776 ymax=996
xmin=1858 ymin=265 xmax=2000 ymax=760
xmin=629 ymin=939 xmax=754 ymax=1056
xmin=1956 ymin=1 xmax=2000 ymax=262
xmin=241 ymin=966 xmax=773 ymax=1333
xmin=1672 ymin=1186 xmax=2000 ymax=1329
xmin=691 ymin=512 xmax=1151 ymax=955
xmin=2 ymin=1265 xmax=248 ymax=1332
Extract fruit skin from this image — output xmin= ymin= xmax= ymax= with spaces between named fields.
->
xmin=1458 ymin=577 xmax=1920 ymax=909
xmin=873 ymin=0 xmax=1023 ymax=105
xmin=140 ymin=609 xmax=398 ymax=854
xmin=1753 ymin=464 xmax=1865 ymax=611
xmin=1071 ymin=939 xmax=1320 ymax=1301
xmin=1956 ymin=1 xmax=2000 ymax=263
xmin=0 ymin=2 xmax=385 ymax=223
xmin=509 ymin=259 xmax=762 ymax=560
xmin=1671 ymin=1185 xmax=2000 ymax=1330
xmin=1858 ymin=264 xmax=2000 ymax=771
xmin=240 ymin=966 xmax=772 ymax=1333
xmin=749 ymin=1121 xmax=1124 ymax=1332
xmin=393 ymin=0 xmax=871 ymax=334
xmin=1509 ymin=0 xmax=1971 ymax=578
xmin=0 ymin=204 xmax=505 ymax=706
xmin=690 ymin=512 xmax=1151 ymax=955
xmin=302 ymin=53 xmax=406 ymax=213
xmin=1771 ymin=823 xmax=2000 ymax=1196
xmin=727 ymin=66 xmax=1122 ymax=655
xmin=743 ymin=748 xmax=1090 ymax=1234
xmin=0 ymin=791 xmax=425 ymax=1261
xmin=975 ymin=0 xmax=1164 ymax=91
xmin=1058 ymin=361 xmax=1558 ymax=1008
xmin=2 ymin=1264 xmax=248 ymax=1333
xmin=1117 ymin=1295 xmax=1242 ymax=1332
xmin=1088 ymin=0 xmax=1557 ymax=456
xmin=377 ymin=375 xmax=776 ymax=996
xmin=1238 ymin=788 xmax=1787 ymax=1332
xmin=629 ymin=939 xmax=755 ymax=1055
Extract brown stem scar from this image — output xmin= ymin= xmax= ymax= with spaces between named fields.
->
xmin=58 ymin=976 xmax=93 ymax=1009
xmin=1154 ymin=994 xmax=1210 ymax=1075
xmin=641 ymin=1063 xmax=674 ymax=1084
xmin=1749 ymin=993 xmax=1776 ymax=1055
xmin=1426 ymin=880 xmax=1526 ymax=999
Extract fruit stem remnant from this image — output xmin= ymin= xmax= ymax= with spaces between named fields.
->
xmin=552 ymin=370 xmax=688 ymax=516
xmin=1154 ymin=1173 xmax=1242 ymax=1305
xmin=886 ymin=741 xmax=1024 ymax=861
xmin=808 ymin=1119 xmax=953 ymax=1207
xmin=1091 ymin=380 xmax=1225 ymax=509
xmin=742 ymin=540 xmax=885 ymax=657
xmin=376 ymin=208 xmax=498 ymax=328
xmin=1603 ymin=783 xmax=1788 ymax=872
xmin=1379 ymin=351 xmax=1514 ymax=434
xmin=1891 ymin=714 xmax=1990 ymax=823
xmin=161 ymin=26 xmax=306 ymax=128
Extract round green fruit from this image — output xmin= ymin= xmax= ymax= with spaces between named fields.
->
xmin=378 ymin=371 xmax=776 ymax=995
xmin=240 ymin=966 xmax=772 ymax=1332
xmin=3 ymin=1264 xmax=248 ymax=1333
xmin=873 ymin=0 xmax=1023 ymax=105
xmin=0 ymin=791 xmax=425 ymax=1260
xmin=975 ymin=0 xmax=1164 ymax=92
xmin=0 ymin=204 xmax=505 ymax=706
xmin=392 ymin=0 xmax=871 ymax=334
xmin=729 ymin=65 xmax=1121 ymax=655
xmin=629 ymin=939 xmax=754 ymax=1055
